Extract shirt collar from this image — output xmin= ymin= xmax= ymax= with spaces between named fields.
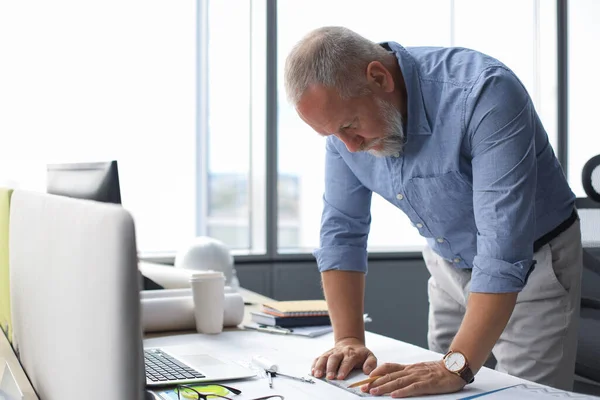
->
xmin=379 ymin=41 xmax=432 ymax=136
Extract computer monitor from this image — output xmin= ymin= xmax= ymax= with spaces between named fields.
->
xmin=9 ymin=190 xmax=145 ymax=400
xmin=46 ymin=161 xmax=121 ymax=204
xmin=46 ymin=160 xmax=161 ymax=291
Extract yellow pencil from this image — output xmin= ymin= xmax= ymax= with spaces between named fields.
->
xmin=347 ymin=375 xmax=383 ymax=388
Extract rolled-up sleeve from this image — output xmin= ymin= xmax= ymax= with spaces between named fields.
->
xmin=313 ymin=137 xmax=372 ymax=273
xmin=466 ymin=68 xmax=537 ymax=293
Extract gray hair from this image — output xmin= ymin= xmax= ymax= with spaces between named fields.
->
xmin=284 ymin=26 xmax=392 ymax=105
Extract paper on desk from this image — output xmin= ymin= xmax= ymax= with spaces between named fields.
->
xmin=142 ymin=296 xmax=195 ymax=332
xmin=141 ymin=286 xmax=235 ymax=300
xmin=141 ymin=293 xmax=245 ymax=332
xmin=139 ymin=263 xmax=198 ymax=289
xmin=459 ymin=384 xmax=600 ymax=399
xmin=243 ymin=322 xmax=333 ymax=337
xmin=319 ymin=370 xmax=373 ymax=397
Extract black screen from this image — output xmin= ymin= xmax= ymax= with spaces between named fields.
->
xmin=46 ymin=161 xmax=121 ymax=204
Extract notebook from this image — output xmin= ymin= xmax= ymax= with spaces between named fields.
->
xmin=262 ymin=300 xmax=328 ymax=317
xmin=250 ymin=311 xmax=331 ymax=328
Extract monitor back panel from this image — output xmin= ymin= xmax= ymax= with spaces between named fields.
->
xmin=9 ymin=190 xmax=143 ymax=400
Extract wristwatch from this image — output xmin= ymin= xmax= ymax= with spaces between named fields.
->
xmin=443 ymin=350 xmax=475 ymax=384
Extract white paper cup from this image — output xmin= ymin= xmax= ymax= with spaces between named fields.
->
xmin=190 ymin=271 xmax=225 ymax=334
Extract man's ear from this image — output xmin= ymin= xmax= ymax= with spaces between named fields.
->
xmin=366 ymin=61 xmax=395 ymax=93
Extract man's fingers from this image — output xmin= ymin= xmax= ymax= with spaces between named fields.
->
xmin=370 ymin=374 xmax=420 ymax=396
xmin=370 ymin=362 xmax=405 ymax=377
xmin=360 ymin=372 xmax=393 ymax=392
xmin=368 ymin=371 xmax=406 ymax=390
xmin=390 ymin=381 xmax=427 ymax=398
xmin=312 ymin=355 xmax=329 ymax=378
xmin=337 ymin=354 xmax=360 ymax=380
xmin=325 ymin=353 xmax=343 ymax=379
xmin=363 ymin=352 xmax=378 ymax=375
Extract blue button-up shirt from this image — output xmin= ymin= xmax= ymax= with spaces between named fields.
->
xmin=313 ymin=42 xmax=575 ymax=293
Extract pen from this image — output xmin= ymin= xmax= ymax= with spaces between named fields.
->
xmin=257 ymin=325 xmax=290 ymax=335
xmin=270 ymin=370 xmax=315 ymax=384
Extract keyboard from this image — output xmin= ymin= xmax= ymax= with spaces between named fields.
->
xmin=144 ymin=349 xmax=206 ymax=383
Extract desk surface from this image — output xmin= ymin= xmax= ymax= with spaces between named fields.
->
xmin=144 ymin=331 xmax=527 ymax=400
xmin=144 ymin=289 xmax=531 ymax=400
xmin=1 ymin=287 xmax=531 ymax=400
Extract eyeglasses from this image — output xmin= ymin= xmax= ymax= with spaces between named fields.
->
xmin=175 ymin=384 xmax=284 ymax=400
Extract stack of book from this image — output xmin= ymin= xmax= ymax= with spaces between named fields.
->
xmin=250 ymin=300 xmax=330 ymax=328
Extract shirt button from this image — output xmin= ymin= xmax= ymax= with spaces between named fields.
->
xmin=416 ymin=223 xmax=423 ymax=228
xmin=436 ymin=238 xmax=445 ymax=243
xmin=393 ymin=152 xmax=400 ymax=158
xmin=396 ymin=194 xmax=404 ymax=200
xmin=454 ymin=257 xmax=461 ymax=263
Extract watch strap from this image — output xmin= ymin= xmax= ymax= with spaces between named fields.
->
xmin=460 ymin=367 xmax=474 ymax=384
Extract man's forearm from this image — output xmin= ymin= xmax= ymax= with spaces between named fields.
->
xmin=322 ymin=270 xmax=366 ymax=343
xmin=450 ymin=292 xmax=518 ymax=373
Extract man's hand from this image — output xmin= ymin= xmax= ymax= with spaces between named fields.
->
xmin=361 ymin=361 xmax=465 ymax=398
xmin=311 ymin=337 xmax=377 ymax=380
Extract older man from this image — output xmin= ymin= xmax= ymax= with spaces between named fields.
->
xmin=284 ymin=26 xmax=582 ymax=397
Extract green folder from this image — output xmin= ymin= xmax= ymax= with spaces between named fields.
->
xmin=0 ymin=188 xmax=13 ymax=343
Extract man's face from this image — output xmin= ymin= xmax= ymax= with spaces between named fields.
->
xmin=296 ymin=85 xmax=405 ymax=157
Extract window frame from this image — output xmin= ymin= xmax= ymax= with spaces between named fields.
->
xmin=143 ymin=0 xmax=570 ymax=264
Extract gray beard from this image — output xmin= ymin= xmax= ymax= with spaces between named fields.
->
xmin=363 ymin=98 xmax=405 ymax=157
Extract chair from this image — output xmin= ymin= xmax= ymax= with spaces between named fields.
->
xmin=573 ymin=155 xmax=600 ymax=396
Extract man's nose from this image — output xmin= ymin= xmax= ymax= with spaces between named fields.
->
xmin=338 ymin=132 xmax=363 ymax=153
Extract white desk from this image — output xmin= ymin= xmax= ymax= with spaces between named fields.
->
xmin=0 ymin=287 xmax=539 ymax=399
xmin=145 ymin=328 xmax=528 ymax=400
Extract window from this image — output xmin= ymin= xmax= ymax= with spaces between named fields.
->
xmin=0 ymin=0 xmax=198 ymax=254
xmin=0 ymin=0 xmax=265 ymax=255
xmin=0 ymin=1 xmax=566 ymax=257
xmin=205 ymin=0 xmax=268 ymax=253
xmin=206 ymin=0 xmax=252 ymax=250
xmin=276 ymin=0 xmax=557 ymax=252
xmin=568 ymin=0 xmax=600 ymax=196
xmin=453 ymin=0 xmax=558 ymax=151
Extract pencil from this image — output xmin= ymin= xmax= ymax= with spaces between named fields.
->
xmin=347 ymin=375 xmax=383 ymax=388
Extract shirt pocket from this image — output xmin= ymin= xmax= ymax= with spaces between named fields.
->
xmin=406 ymin=171 xmax=473 ymax=223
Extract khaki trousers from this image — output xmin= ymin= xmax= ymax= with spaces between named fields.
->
xmin=423 ymin=220 xmax=583 ymax=390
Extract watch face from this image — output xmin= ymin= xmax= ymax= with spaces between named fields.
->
xmin=444 ymin=352 xmax=466 ymax=372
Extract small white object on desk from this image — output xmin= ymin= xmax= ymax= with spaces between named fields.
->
xmin=190 ymin=271 xmax=225 ymax=334
xmin=252 ymin=355 xmax=278 ymax=372
xmin=251 ymin=355 xmax=315 ymax=389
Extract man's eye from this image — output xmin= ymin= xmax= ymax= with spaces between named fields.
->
xmin=341 ymin=123 xmax=353 ymax=130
